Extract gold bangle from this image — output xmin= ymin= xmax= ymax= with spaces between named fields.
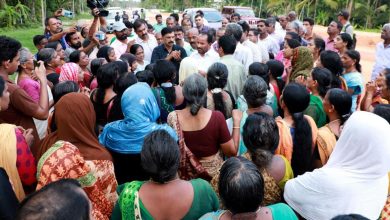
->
xmin=233 ymin=127 xmax=240 ymax=129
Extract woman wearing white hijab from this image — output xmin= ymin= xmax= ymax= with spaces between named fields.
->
xmin=284 ymin=111 xmax=390 ymax=220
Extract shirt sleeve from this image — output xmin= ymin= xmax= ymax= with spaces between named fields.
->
xmin=180 ymin=47 xmax=187 ymax=59
xmin=215 ymin=111 xmax=231 ymax=144
xmin=15 ymin=128 xmax=37 ymax=187
xmin=11 ymin=88 xmax=41 ymax=118
xmin=151 ymin=47 xmax=159 ymax=63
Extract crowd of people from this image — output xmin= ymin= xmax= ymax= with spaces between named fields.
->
xmin=0 ymin=5 xmax=390 ymax=220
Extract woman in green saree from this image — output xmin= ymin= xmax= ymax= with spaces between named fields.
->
xmin=303 ymin=67 xmax=332 ymax=128
xmin=111 ymin=129 xmax=219 ymax=220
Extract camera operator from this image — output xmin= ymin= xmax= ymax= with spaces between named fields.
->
xmin=87 ymin=9 xmax=110 ymax=59
xmin=44 ymin=13 xmax=77 ymax=50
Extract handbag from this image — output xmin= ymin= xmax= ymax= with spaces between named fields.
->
xmin=168 ymin=111 xmax=212 ymax=181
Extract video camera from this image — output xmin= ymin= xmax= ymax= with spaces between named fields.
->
xmin=87 ymin=0 xmax=109 ymax=17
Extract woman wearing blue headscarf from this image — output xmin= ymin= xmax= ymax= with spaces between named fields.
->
xmin=99 ymin=82 xmax=178 ymax=184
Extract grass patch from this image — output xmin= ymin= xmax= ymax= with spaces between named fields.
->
xmin=0 ymin=25 xmax=45 ymax=54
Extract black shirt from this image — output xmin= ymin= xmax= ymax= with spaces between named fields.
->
xmin=151 ymin=44 xmax=187 ymax=84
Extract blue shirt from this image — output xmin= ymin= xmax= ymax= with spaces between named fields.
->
xmin=44 ymin=32 xmax=68 ymax=50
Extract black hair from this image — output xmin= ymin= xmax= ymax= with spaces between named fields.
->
xmin=195 ymin=10 xmax=204 ymax=17
xmin=153 ymin=60 xmax=177 ymax=104
xmin=373 ymin=104 xmax=390 ymax=124
xmin=327 ymin=88 xmax=352 ymax=125
xmin=344 ymin=50 xmax=361 ymax=73
xmin=243 ymin=75 xmax=268 ymax=108
xmin=65 ymin=32 xmax=77 ymax=44
xmin=311 ymin=67 xmax=332 ymax=98
xmin=155 ymin=14 xmax=162 ymax=19
xmin=243 ymin=112 xmax=279 ymax=168
xmin=334 ymin=20 xmax=343 ymax=32
xmin=199 ymin=32 xmax=213 ymax=44
xmin=218 ymin=35 xmax=237 ymax=55
xmin=33 ymin=35 xmax=46 ymax=46
xmin=52 ymin=81 xmax=79 ymax=104
xmin=249 ymin=62 xmax=270 ymax=86
xmin=147 ymin=23 xmax=153 ymax=30
xmin=386 ymin=72 xmax=390 ymax=89
xmin=219 ymin=157 xmax=264 ymax=215
xmin=285 ymin=38 xmax=301 ymax=49
xmin=303 ymin=17 xmax=315 ymax=26
xmin=89 ymin=58 xmax=106 ymax=84
xmin=44 ymin=16 xmax=56 ymax=27
xmin=207 ymin=62 xmax=229 ymax=118
xmin=69 ymin=50 xmax=81 ymax=63
xmin=170 ymin=13 xmax=179 ymax=22
xmin=95 ymin=62 xmax=119 ymax=104
xmin=320 ymin=50 xmax=343 ymax=88
xmin=108 ymin=73 xmax=138 ymax=122
xmin=230 ymin=13 xmax=241 ymax=20
xmin=258 ymin=19 xmax=269 ymax=27
xmin=112 ymin=60 xmax=129 ymax=76
xmin=339 ymin=33 xmax=353 ymax=50
xmin=141 ymin=129 xmax=180 ymax=183
xmin=207 ymin=28 xmax=216 ymax=42
xmin=133 ymin=19 xmax=147 ymax=31
xmin=282 ymin=83 xmax=312 ymax=176
xmin=0 ymin=77 xmax=5 ymax=97
xmin=97 ymin=46 xmax=114 ymax=63
xmin=0 ymin=36 xmax=22 ymax=65
xmin=145 ymin=63 xmax=155 ymax=71
xmin=119 ymin=54 xmax=136 ymax=73
xmin=331 ymin=214 xmax=370 ymax=220
xmin=136 ymin=70 xmax=154 ymax=86
xmin=45 ymin=41 xmax=61 ymax=50
xmin=195 ymin=14 xmax=203 ymax=20
xmin=124 ymin=20 xmax=133 ymax=29
xmin=129 ymin=44 xmax=143 ymax=56
xmin=173 ymin=25 xmax=184 ymax=33
xmin=16 ymin=179 xmax=90 ymax=220
xmin=225 ymin=23 xmax=243 ymax=41
xmin=285 ymin=31 xmax=301 ymax=42
xmin=237 ymin=20 xmax=250 ymax=33
xmin=161 ymin=27 xmax=174 ymax=36
xmin=250 ymin=28 xmax=259 ymax=36
xmin=313 ymin=37 xmax=325 ymax=54
xmin=266 ymin=60 xmax=285 ymax=92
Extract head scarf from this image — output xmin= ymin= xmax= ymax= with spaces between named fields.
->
xmin=38 ymin=93 xmax=112 ymax=161
xmin=99 ymin=82 xmax=178 ymax=154
xmin=0 ymin=124 xmax=25 ymax=201
xmin=284 ymin=111 xmax=390 ymax=220
xmin=59 ymin=62 xmax=80 ymax=83
xmin=290 ymin=46 xmax=313 ymax=81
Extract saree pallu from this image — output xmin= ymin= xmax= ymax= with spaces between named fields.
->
xmin=274 ymin=116 xmax=318 ymax=162
xmin=317 ymin=125 xmax=337 ymax=166
xmin=167 ymin=111 xmax=222 ymax=181
xmin=37 ymin=141 xmax=118 ymax=220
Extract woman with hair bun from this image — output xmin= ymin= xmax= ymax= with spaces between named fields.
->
xmin=313 ymin=88 xmax=352 ymax=167
xmin=112 ymin=130 xmax=219 ymax=220
xmin=167 ymin=74 xmax=239 ymax=179
xmin=304 ymin=67 xmax=332 ymax=127
xmin=206 ymin=62 xmax=234 ymax=119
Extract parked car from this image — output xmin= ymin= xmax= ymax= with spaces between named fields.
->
xmin=106 ymin=7 xmax=124 ymax=33
xmin=221 ymin=6 xmax=260 ymax=28
xmin=184 ymin=8 xmax=222 ymax=30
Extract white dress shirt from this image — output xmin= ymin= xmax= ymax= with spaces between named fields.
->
xmin=371 ymin=42 xmax=390 ymax=80
xmin=242 ymin=39 xmax=262 ymax=63
xmin=234 ymin=42 xmax=253 ymax=74
xmin=258 ymin=35 xmax=280 ymax=55
xmin=135 ymin=34 xmax=158 ymax=63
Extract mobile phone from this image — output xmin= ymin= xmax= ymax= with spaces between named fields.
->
xmin=62 ymin=9 xmax=74 ymax=18
xmin=33 ymin=60 xmax=40 ymax=68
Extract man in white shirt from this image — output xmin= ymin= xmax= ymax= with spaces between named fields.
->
xmin=110 ymin=22 xmax=135 ymax=58
xmin=257 ymin=19 xmax=280 ymax=56
xmin=371 ymin=23 xmax=390 ymax=80
xmin=248 ymin=28 xmax=269 ymax=63
xmin=266 ymin=18 xmax=284 ymax=47
xmin=179 ymin=33 xmax=219 ymax=83
xmin=225 ymin=23 xmax=253 ymax=74
xmin=133 ymin=19 xmax=158 ymax=63
xmin=237 ymin=20 xmax=262 ymax=63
